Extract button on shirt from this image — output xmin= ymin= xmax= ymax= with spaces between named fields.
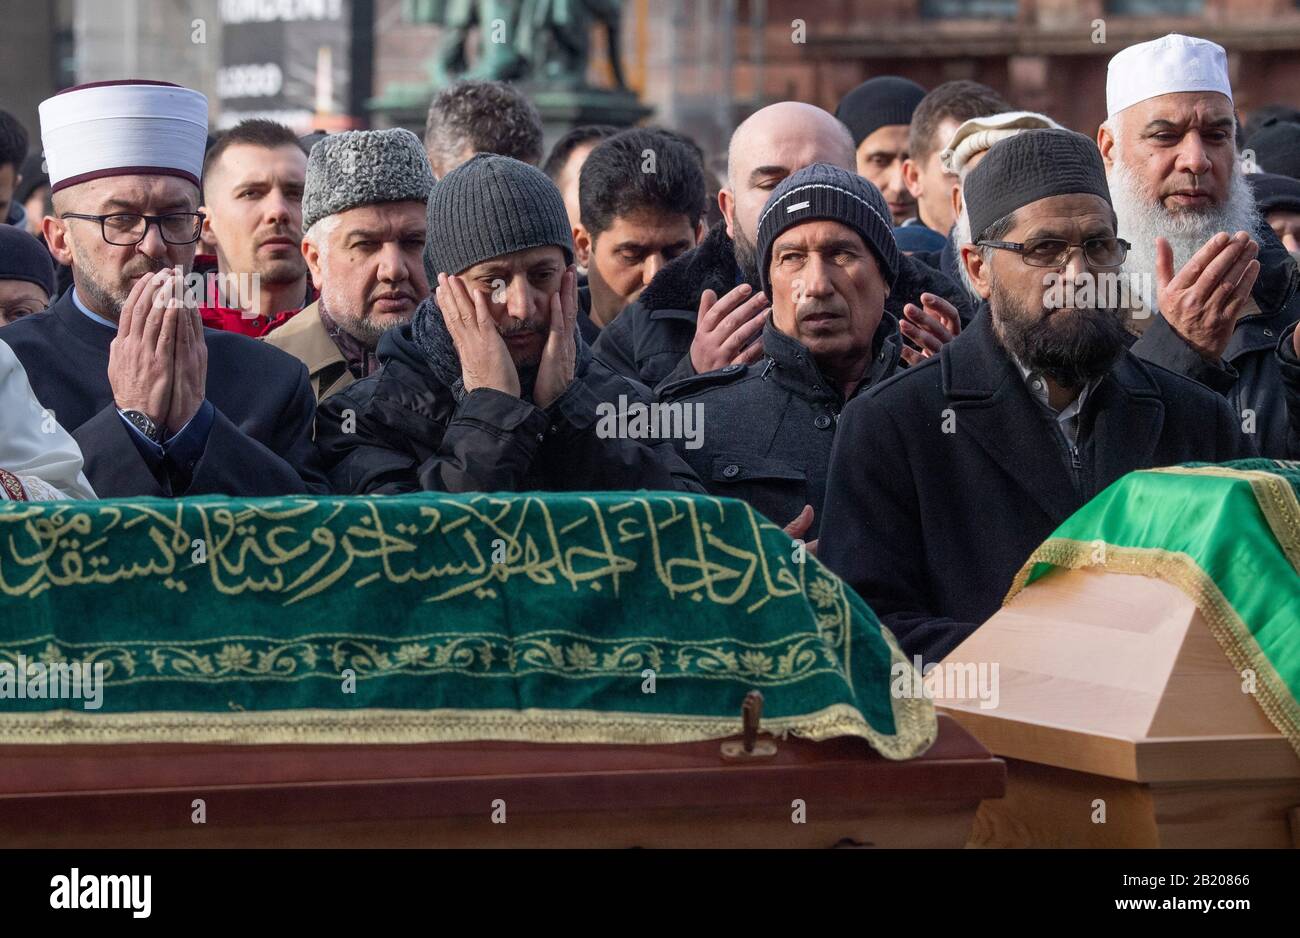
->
xmin=1009 ymin=354 xmax=1098 ymax=447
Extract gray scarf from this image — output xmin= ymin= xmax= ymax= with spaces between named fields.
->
xmin=410 ymin=296 xmax=591 ymax=403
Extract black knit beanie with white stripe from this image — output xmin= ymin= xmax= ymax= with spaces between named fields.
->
xmin=755 ymin=162 xmax=900 ymax=298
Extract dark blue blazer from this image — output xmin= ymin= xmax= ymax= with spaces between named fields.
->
xmin=1 ymin=289 xmax=328 ymax=497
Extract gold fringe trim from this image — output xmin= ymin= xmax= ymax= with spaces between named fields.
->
xmin=1006 ymin=538 xmax=1300 ymax=760
xmin=0 ymin=697 xmax=936 ymax=761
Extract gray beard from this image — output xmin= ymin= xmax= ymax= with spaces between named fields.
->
xmin=1108 ymin=159 xmax=1259 ymax=312
xmin=319 ymin=294 xmax=387 ymax=347
xmin=76 ymin=253 xmax=168 ymax=318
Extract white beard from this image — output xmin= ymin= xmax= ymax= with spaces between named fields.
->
xmin=1108 ymin=158 xmax=1259 ymax=312
xmin=953 ymin=205 xmax=975 ymax=296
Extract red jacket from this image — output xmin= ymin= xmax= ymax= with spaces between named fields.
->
xmin=193 ymin=254 xmax=314 ymax=337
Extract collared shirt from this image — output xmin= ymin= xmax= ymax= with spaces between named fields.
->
xmin=317 ymin=304 xmax=378 ymax=380
xmin=1009 ymin=352 xmax=1099 ymax=447
xmin=71 ymin=287 xmax=215 ymax=473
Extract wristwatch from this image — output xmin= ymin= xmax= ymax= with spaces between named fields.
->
xmin=120 ymin=409 xmax=163 ymax=444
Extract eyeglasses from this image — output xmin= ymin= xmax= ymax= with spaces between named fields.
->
xmin=976 ymin=236 xmax=1131 ymax=269
xmin=59 ymin=211 xmax=205 ymax=246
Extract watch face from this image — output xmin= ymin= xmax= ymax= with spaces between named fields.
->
xmin=125 ymin=411 xmax=161 ymax=442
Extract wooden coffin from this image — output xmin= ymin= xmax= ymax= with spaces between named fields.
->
xmin=0 ymin=714 xmax=1003 ymax=848
xmin=934 ymin=568 xmax=1300 ymax=848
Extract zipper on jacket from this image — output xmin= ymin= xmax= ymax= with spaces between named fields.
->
xmin=1047 ymin=422 xmax=1083 ymax=499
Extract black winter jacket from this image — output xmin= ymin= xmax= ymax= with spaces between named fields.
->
xmin=1130 ymin=226 xmax=1300 ymax=457
xmin=315 ymin=323 xmax=705 ymax=495
xmin=593 ymin=222 xmax=973 ymax=392
xmin=819 ymin=306 xmax=1257 ymax=666
xmin=659 ymin=317 xmax=901 ymax=535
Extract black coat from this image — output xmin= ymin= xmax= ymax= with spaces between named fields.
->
xmin=910 ymin=228 xmax=979 ymax=321
xmin=593 ymin=222 xmax=742 ymax=392
xmin=818 ymin=306 xmax=1257 ymax=665
xmin=1130 ymin=226 xmax=1300 ymax=457
xmin=659 ymin=318 xmax=900 ymax=536
xmin=576 ymin=284 xmax=601 ymax=345
xmin=315 ymin=322 xmax=705 ymax=495
xmin=593 ymin=222 xmax=972 ymax=393
xmin=1280 ymin=322 xmax=1300 ymax=457
xmin=1 ymin=289 xmax=328 ymax=497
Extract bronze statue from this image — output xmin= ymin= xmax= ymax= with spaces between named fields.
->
xmin=516 ymin=0 xmax=627 ymax=90
xmin=407 ymin=0 xmax=527 ymax=85
xmin=405 ymin=0 xmax=627 ymax=90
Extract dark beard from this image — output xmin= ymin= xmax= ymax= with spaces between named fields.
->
xmin=731 ymin=222 xmax=760 ymax=287
xmin=990 ymin=281 xmax=1128 ymax=390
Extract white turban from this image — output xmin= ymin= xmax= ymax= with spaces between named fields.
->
xmin=39 ymin=80 xmax=208 ymax=194
xmin=940 ymin=111 xmax=1064 ymax=176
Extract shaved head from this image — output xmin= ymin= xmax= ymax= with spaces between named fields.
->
xmin=727 ymin=102 xmax=855 ymax=188
xmin=723 ymin=102 xmax=856 ymax=284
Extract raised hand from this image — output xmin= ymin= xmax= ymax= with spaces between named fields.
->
xmin=1155 ymin=231 xmax=1259 ymax=361
xmin=437 ymin=272 xmax=520 ymax=398
xmin=534 ymin=266 xmax=579 ymax=410
xmin=689 ymin=283 xmax=768 ymax=373
xmin=109 ymin=268 xmax=178 ymax=426
xmin=900 ymin=292 xmax=962 ymax=366
xmin=165 ymin=289 xmax=208 ymax=434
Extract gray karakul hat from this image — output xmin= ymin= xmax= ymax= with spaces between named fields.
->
xmin=424 ymin=152 xmax=574 ymax=279
xmin=301 ymin=128 xmax=435 ymax=231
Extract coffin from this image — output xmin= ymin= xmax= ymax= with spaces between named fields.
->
xmin=0 ymin=714 xmax=1003 ymax=848
xmin=0 ymin=491 xmax=992 ymax=847
xmin=935 ymin=566 xmax=1300 ymax=848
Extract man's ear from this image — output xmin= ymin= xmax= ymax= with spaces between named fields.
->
xmin=959 ymin=243 xmax=993 ymax=300
xmin=902 ymin=158 xmax=923 ymax=199
xmin=42 ymin=215 xmax=74 ymax=267
xmin=693 ymin=219 xmax=707 ymax=244
xmin=302 ymin=238 xmax=324 ymax=289
xmin=200 ymin=211 xmax=217 ymax=248
xmin=950 ymin=183 xmax=963 ymax=224
xmin=573 ymin=223 xmax=593 ymax=268
xmin=719 ymin=188 xmax=736 ymax=240
xmin=1097 ymin=121 xmax=1117 ymax=172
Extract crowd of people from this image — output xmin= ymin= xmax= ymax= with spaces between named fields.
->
xmin=2 ymin=33 xmax=1299 ymax=661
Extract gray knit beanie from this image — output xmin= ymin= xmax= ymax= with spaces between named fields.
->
xmin=302 ymin=128 xmax=435 ymax=232
xmin=755 ymin=162 xmax=900 ymax=298
xmin=424 ymin=153 xmax=574 ymax=279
